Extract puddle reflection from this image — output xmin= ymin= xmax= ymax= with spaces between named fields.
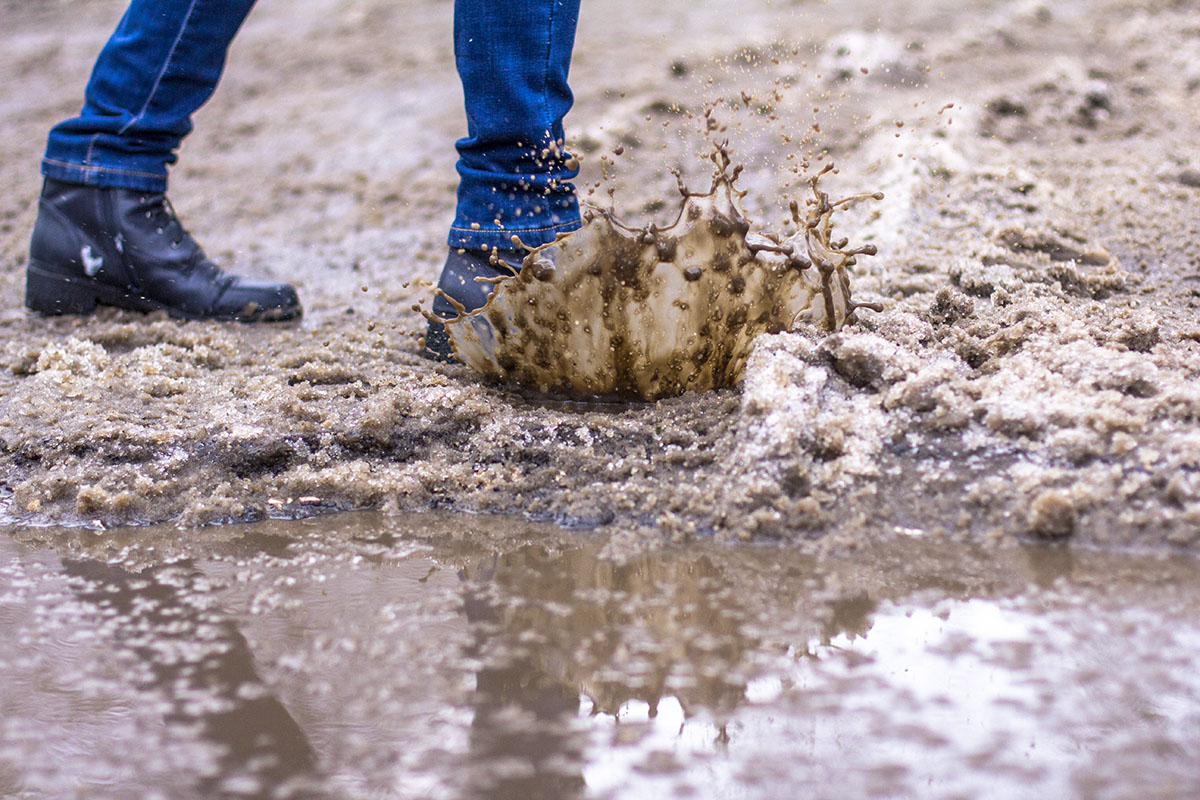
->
xmin=59 ymin=559 xmax=324 ymax=798
xmin=3 ymin=514 xmax=1200 ymax=799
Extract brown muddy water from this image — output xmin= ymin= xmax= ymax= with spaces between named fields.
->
xmin=3 ymin=512 xmax=1199 ymax=799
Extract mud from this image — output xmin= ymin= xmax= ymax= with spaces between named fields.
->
xmin=3 ymin=0 xmax=1200 ymax=551
xmin=4 ymin=511 xmax=1200 ymax=799
xmin=443 ymin=149 xmax=880 ymax=400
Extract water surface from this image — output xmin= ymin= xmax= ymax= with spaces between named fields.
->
xmin=2 ymin=513 xmax=1198 ymax=798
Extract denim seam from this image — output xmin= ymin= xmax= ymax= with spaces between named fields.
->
xmin=117 ymin=0 xmax=201 ymax=136
xmin=42 ymin=157 xmax=165 ymax=180
xmin=449 ymin=221 xmax=578 ymax=234
xmin=541 ymin=2 xmax=556 ymax=144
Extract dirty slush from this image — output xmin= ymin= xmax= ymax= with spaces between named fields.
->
xmin=4 ymin=0 xmax=1200 ymax=556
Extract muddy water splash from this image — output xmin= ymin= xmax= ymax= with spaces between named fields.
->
xmin=442 ymin=149 xmax=883 ymax=401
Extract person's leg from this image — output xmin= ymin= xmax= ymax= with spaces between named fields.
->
xmin=448 ymin=0 xmax=583 ymax=251
xmin=28 ymin=0 xmax=301 ymax=322
xmin=426 ymin=0 xmax=582 ymax=360
xmin=43 ymin=0 xmax=257 ymax=191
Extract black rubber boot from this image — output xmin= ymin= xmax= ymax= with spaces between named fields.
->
xmin=25 ymin=178 xmax=302 ymax=322
xmin=424 ymin=247 xmax=524 ymax=362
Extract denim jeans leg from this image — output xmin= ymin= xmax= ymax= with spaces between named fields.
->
xmin=42 ymin=0 xmax=257 ymax=192
xmin=449 ymin=0 xmax=583 ymax=251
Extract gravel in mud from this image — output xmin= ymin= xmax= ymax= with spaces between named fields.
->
xmin=3 ymin=0 xmax=1200 ymax=553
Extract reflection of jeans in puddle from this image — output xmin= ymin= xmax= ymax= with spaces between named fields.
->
xmin=62 ymin=559 xmax=323 ymax=799
xmin=460 ymin=558 xmax=585 ymax=800
xmin=42 ymin=0 xmax=582 ymax=250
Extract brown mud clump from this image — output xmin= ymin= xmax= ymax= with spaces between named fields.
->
xmin=439 ymin=148 xmax=883 ymax=401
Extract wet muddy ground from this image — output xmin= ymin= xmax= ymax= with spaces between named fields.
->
xmin=4 ymin=513 xmax=1200 ymax=799
xmin=2 ymin=0 xmax=1200 ymax=549
xmin=4 ymin=0 xmax=1200 ymax=795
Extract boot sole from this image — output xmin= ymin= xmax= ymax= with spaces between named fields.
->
xmin=25 ymin=261 xmax=301 ymax=323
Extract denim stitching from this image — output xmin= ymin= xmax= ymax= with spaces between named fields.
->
xmin=43 ymin=157 xmax=166 ymax=180
xmin=449 ymin=221 xmax=580 ymax=234
xmin=117 ymin=0 xmax=201 ymax=136
xmin=83 ymin=135 xmax=99 ymax=184
xmin=541 ymin=2 xmax=557 ymax=146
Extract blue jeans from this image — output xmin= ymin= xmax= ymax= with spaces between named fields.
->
xmin=42 ymin=0 xmax=582 ymax=250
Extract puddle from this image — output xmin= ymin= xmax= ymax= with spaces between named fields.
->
xmin=2 ymin=513 xmax=1199 ymax=799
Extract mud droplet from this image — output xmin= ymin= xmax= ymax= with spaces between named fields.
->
xmin=531 ymin=258 xmax=556 ymax=282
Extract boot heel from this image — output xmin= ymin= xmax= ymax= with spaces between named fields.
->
xmin=25 ymin=263 xmax=98 ymax=316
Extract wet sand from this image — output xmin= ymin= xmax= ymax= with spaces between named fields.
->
xmin=4 ymin=0 xmax=1200 ymax=550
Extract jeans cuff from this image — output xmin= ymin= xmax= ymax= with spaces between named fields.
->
xmin=447 ymin=217 xmax=582 ymax=251
xmin=41 ymin=158 xmax=168 ymax=193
